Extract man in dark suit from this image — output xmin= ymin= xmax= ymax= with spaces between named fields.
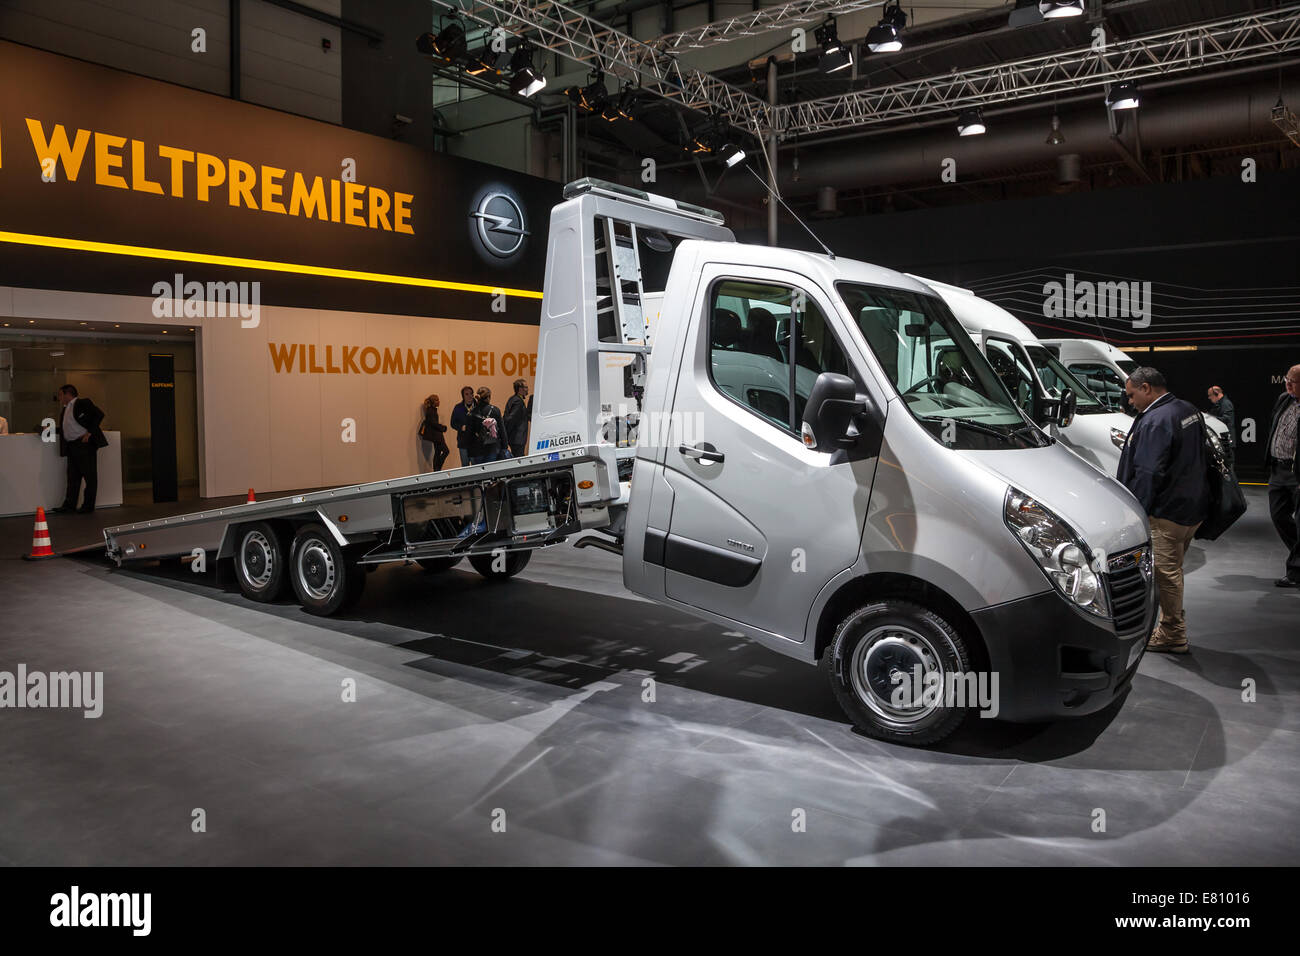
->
xmin=503 ymin=379 xmax=530 ymax=458
xmin=51 ymin=384 xmax=108 ymax=514
xmin=1117 ymin=367 xmax=1210 ymax=654
xmin=448 ymin=385 xmax=476 ymax=468
xmin=1266 ymin=364 xmax=1300 ymax=588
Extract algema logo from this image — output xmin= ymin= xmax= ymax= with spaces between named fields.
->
xmin=469 ymin=183 xmax=529 ymax=267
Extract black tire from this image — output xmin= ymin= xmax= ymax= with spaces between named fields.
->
xmin=289 ymin=523 xmax=356 ymax=616
xmin=821 ymin=600 xmax=972 ymax=745
xmin=233 ymin=522 xmax=287 ymax=602
xmin=468 ymin=549 xmax=531 ymax=580
xmin=417 ymin=556 xmax=462 ymax=573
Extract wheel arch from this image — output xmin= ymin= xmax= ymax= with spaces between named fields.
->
xmin=812 ymin=572 xmax=990 ymax=674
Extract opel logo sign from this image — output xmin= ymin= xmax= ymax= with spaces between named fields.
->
xmin=470 ymin=189 xmax=529 ymax=261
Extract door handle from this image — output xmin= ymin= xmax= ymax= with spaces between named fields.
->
xmin=679 ymin=442 xmax=724 ymax=464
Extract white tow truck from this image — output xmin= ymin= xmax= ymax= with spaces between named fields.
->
xmin=103 ymin=180 xmax=1156 ymax=745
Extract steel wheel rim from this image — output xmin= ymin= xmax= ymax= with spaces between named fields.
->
xmin=296 ymin=538 xmax=336 ymax=601
xmin=849 ymin=624 xmax=946 ymax=724
xmin=241 ymin=531 xmax=275 ymax=589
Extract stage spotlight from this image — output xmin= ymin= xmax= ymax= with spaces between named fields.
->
xmin=509 ymin=43 xmax=546 ymax=98
xmin=866 ymin=3 xmax=907 ymax=54
xmin=1106 ymin=81 xmax=1140 ymax=110
xmin=957 ymin=108 xmax=986 ymax=136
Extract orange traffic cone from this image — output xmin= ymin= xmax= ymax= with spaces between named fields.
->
xmin=247 ymin=488 xmax=256 ymax=503
xmin=23 ymin=507 xmax=56 ymax=560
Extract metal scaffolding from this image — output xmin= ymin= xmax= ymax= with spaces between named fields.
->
xmin=428 ymin=2 xmax=1300 ymax=141
xmin=652 ymin=0 xmax=887 ymax=53
xmin=427 ymin=0 xmax=771 ymax=132
xmin=779 ymin=3 xmax=1300 ymax=137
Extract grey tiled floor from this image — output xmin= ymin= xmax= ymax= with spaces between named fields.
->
xmin=0 ymin=488 xmax=1296 ymax=865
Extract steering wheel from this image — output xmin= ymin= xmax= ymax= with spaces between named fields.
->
xmin=941 ymin=382 xmax=985 ymax=405
xmin=903 ymin=373 xmax=945 ymax=395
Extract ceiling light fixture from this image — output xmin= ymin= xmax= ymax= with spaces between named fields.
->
xmin=1046 ymin=113 xmax=1065 ymax=145
xmin=1106 ymin=81 xmax=1140 ymax=110
xmin=815 ymin=18 xmax=853 ymax=74
xmin=416 ymin=20 xmax=467 ymax=64
xmin=508 ymin=42 xmax=546 ymax=98
xmin=1039 ymin=1 xmax=1085 ymax=19
xmin=866 ymin=2 xmax=907 ymax=54
xmin=717 ymin=142 xmax=747 ymax=168
xmin=957 ymin=108 xmax=986 ymax=136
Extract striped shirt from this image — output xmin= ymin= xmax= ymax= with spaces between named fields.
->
xmin=1272 ymin=399 xmax=1300 ymax=461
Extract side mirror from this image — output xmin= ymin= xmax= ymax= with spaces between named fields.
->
xmin=801 ymin=372 xmax=881 ymax=453
xmin=1056 ymin=388 xmax=1077 ymax=428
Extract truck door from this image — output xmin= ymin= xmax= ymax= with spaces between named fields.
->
xmin=652 ymin=267 xmax=879 ymax=644
xmin=983 ymin=334 xmax=1042 ymax=421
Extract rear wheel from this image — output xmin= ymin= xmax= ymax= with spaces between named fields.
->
xmin=822 ymin=600 xmax=972 ymax=745
xmin=234 ymin=522 xmax=286 ymax=602
xmin=417 ymin=556 xmax=462 ymax=573
xmin=289 ymin=523 xmax=360 ymax=616
xmin=468 ymin=549 xmax=531 ymax=580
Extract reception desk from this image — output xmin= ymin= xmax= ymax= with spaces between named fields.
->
xmin=0 ymin=432 xmax=123 ymax=517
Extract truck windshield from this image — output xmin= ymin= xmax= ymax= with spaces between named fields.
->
xmin=1024 ymin=345 xmax=1106 ymax=414
xmin=837 ymin=283 xmax=1048 ymax=450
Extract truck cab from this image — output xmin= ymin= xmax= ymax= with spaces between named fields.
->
xmin=601 ymin=216 xmax=1157 ymax=744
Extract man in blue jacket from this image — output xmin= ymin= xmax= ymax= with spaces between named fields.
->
xmin=1117 ymin=367 xmax=1210 ymax=654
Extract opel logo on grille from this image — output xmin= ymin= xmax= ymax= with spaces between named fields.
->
xmin=471 ymin=191 xmax=529 ymax=259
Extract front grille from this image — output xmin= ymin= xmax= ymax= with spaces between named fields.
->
xmin=1106 ymin=546 xmax=1152 ymax=641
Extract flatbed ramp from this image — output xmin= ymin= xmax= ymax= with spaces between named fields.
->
xmin=102 ymin=443 xmax=623 ymax=570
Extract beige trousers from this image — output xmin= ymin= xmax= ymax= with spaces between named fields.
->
xmin=1148 ymin=516 xmax=1201 ymax=645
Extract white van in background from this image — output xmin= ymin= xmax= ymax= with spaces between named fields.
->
xmin=912 ymin=278 xmax=1137 ymax=477
xmin=1041 ymin=337 xmax=1232 ymax=450
xmin=1040 ymin=339 xmax=1137 ymax=412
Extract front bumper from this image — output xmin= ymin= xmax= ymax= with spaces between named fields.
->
xmin=969 ymin=582 xmax=1159 ymax=723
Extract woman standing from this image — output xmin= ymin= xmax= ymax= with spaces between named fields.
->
xmin=418 ymin=394 xmax=451 ymax=472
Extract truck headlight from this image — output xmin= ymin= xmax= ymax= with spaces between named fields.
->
xmin=1109 ymin=426 xmax=1128 ymax=450
xmin=1004 ymin=487 xmax=1110 ymax=618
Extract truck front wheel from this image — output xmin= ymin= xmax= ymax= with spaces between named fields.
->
xmin=289 ymin=523 xmax=361 ymax=616
xmin=822 ymin=600 xmax=972 ymax=745
xmin=469 ymin=549 xmax=531 ymax=580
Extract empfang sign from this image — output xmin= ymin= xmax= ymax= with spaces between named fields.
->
xmin=1042 ymin=273 xmax=1152 ymax=329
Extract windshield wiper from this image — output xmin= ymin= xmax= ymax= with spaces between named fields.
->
xmin=1011 ymin=423 xmax=1050 ymax=445
xmin=940 ymin=418 xmax=1014 ymax=440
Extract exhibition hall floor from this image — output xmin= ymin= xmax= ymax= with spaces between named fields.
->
xmin=1 ymin=489 xmax=1296 ymax=866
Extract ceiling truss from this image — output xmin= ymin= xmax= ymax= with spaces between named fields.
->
xmin=430 ymin=2 xmax=1300 ymax=142
xmin=781 ymin=2 xmax=1300 ymax=138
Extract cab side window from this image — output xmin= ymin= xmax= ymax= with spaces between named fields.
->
xmin=1070 ymin=362 xmax=1126 ymax=409
xmin=709 ymin=279 xmax=849 ymax=435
